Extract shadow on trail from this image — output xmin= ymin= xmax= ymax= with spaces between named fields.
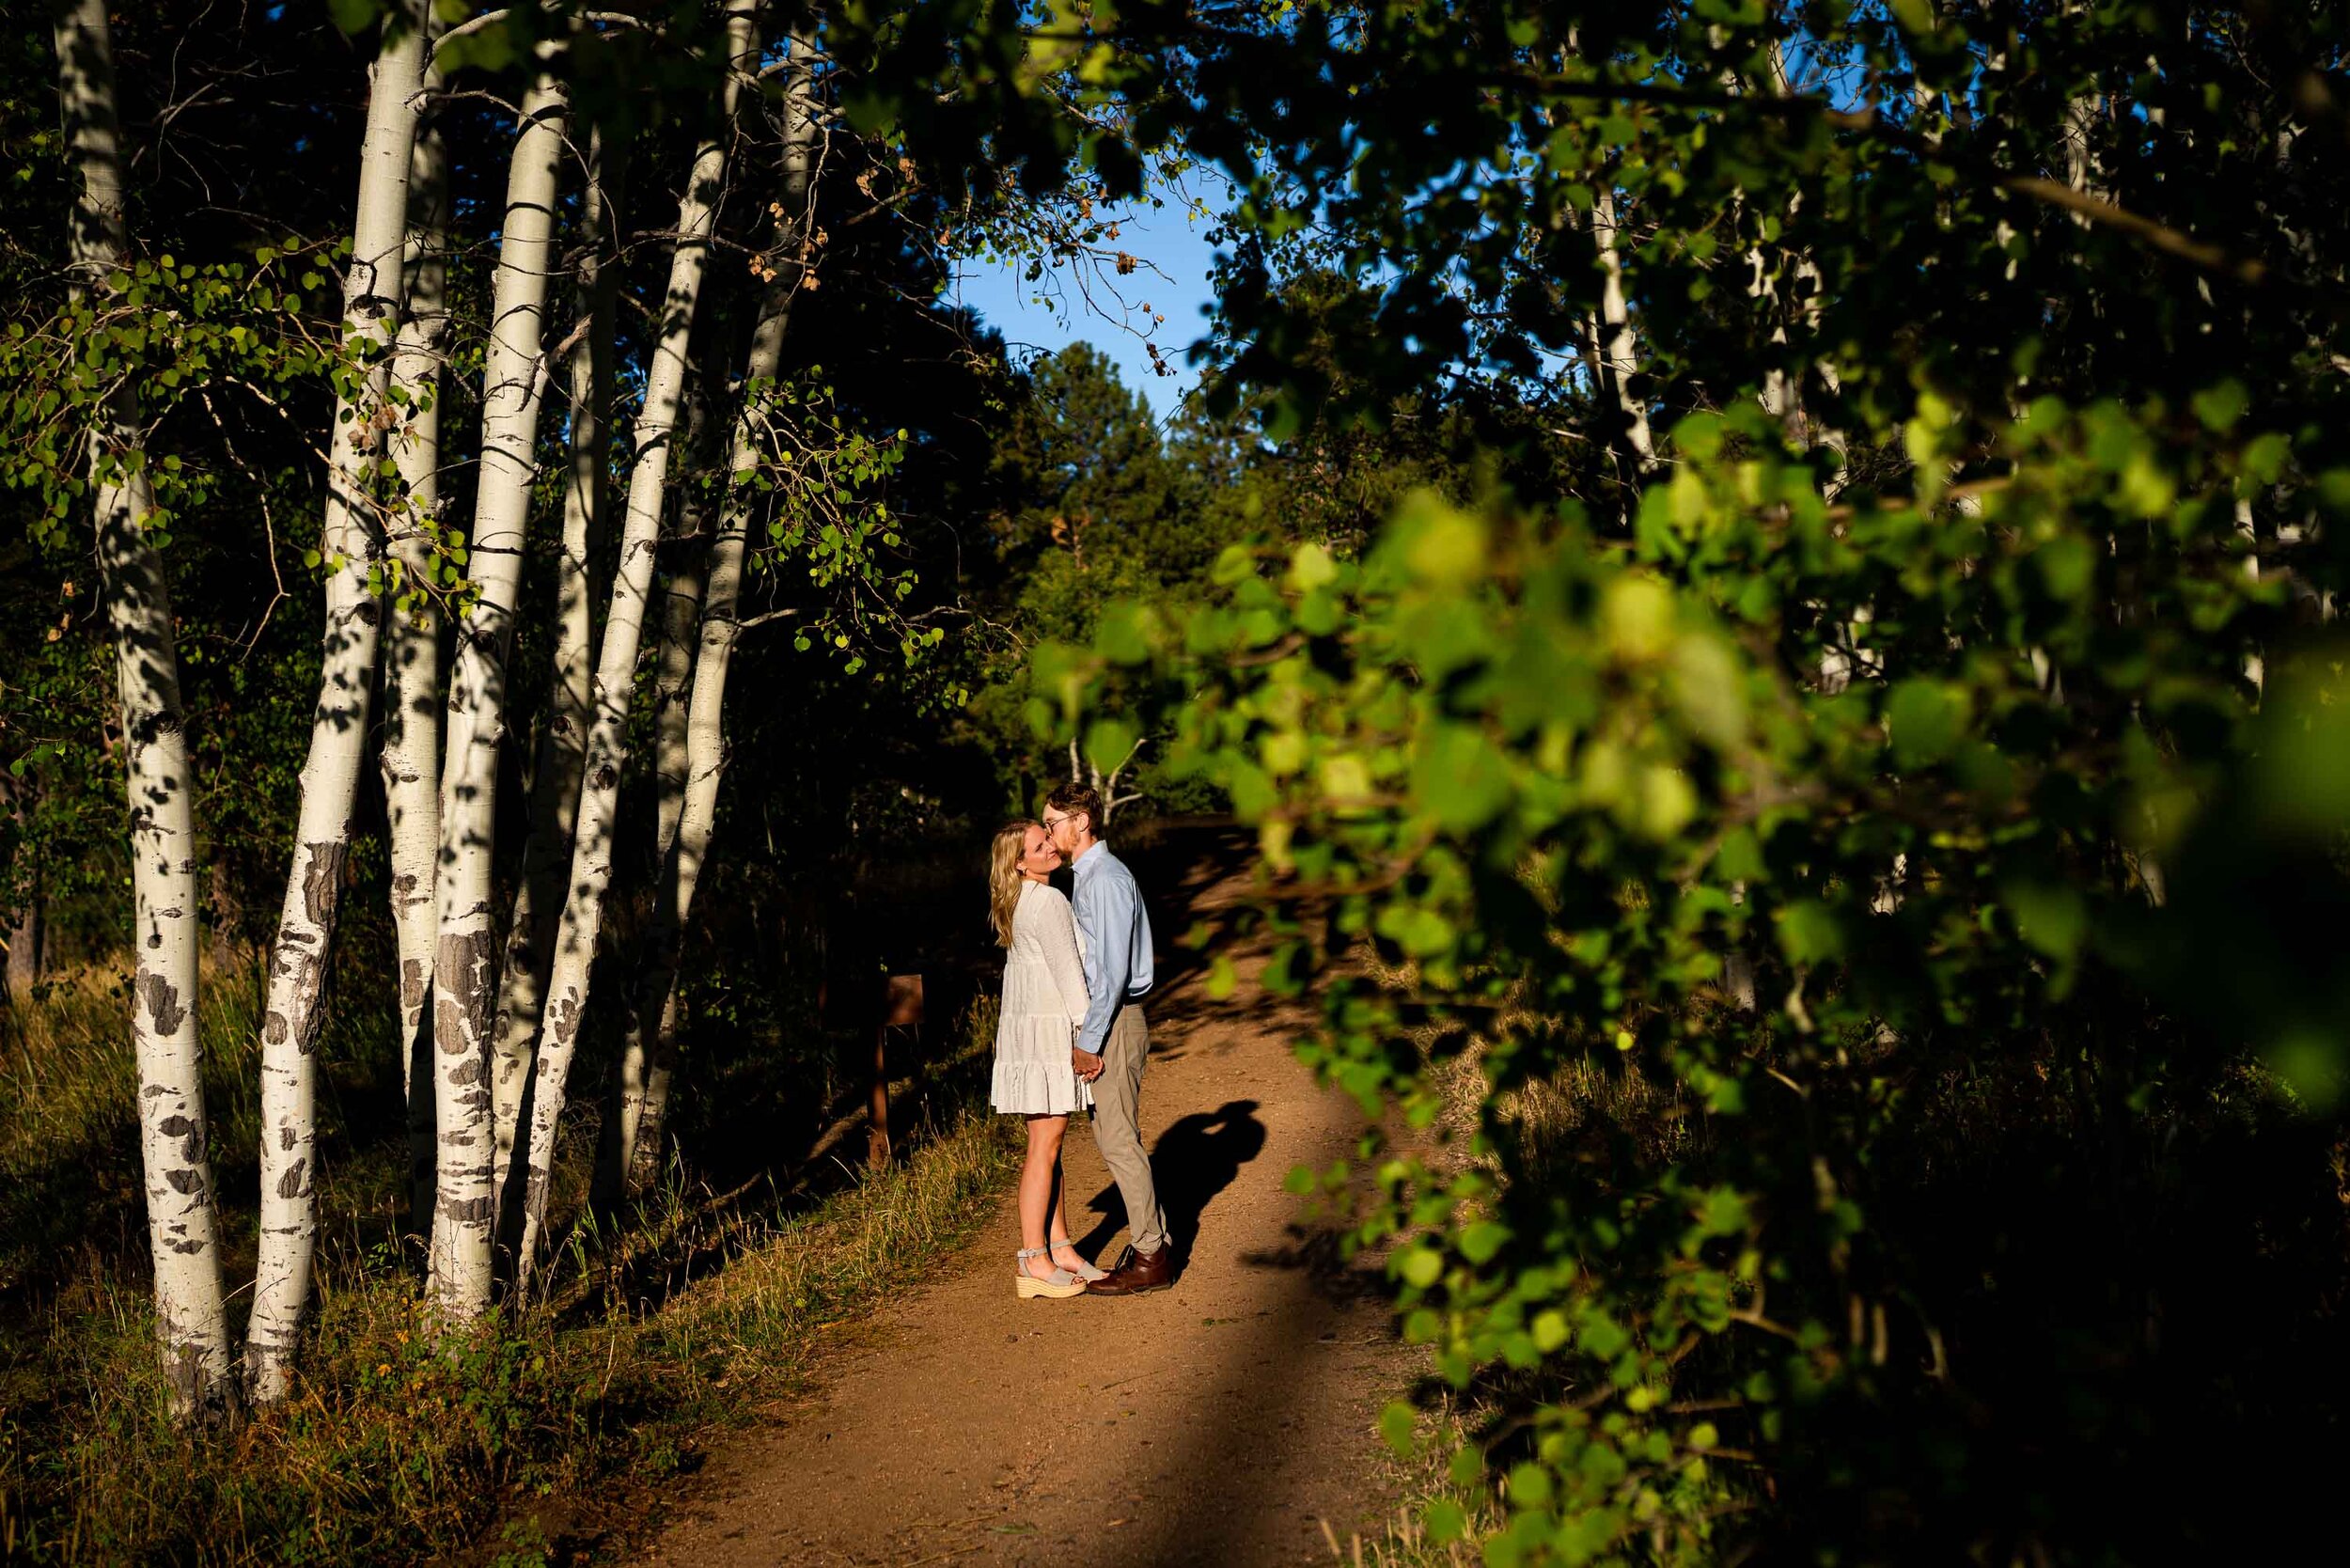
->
xmin=1074 ymin=1097 xmax=1265 ymax=1273
xmin=1242 ymin=1222 xmax=1389 ymax=1309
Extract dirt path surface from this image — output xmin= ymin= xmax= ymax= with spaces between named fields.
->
xmin=638 ymin=854 xmax=1417 ymax=1567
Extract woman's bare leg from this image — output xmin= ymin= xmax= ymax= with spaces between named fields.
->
xmin=1047 ymin=1152 xmax=1072 ymax=1248
xmin=1048 ymin=1152 xmax=1094 ymax=1270
xmin=1020 ymin=1115 xmax=1068 ymax=1279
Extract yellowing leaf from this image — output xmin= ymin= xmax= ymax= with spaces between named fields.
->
xmin=1319 ymin=752 xmax=1372 ymax=802
xmin=1261 ymin=729 xmax=1307 ymax=777
xmin=1635 ymin=764 xmax=1697 ymax=839
xmin=1285 ymin=540 xmax=1338 ymax=591
xmin=1670 ymin=635 xmax=1747 ymax=747
xmin=1603 ymin=576 xmax=1674 ymax=662
xmin=1394 ymin=490 xmax=1488 ymax=588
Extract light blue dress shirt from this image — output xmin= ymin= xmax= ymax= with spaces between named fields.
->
xmin=1071 ymin=841 xmax=1154 ymax=1056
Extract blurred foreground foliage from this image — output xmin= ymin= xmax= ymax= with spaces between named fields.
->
xmin=1007 ymin=0 xmax=2350 ymax=1559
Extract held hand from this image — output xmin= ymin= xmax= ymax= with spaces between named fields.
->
xmin=1073 ymin=1047 xmax=1104 ymax=1083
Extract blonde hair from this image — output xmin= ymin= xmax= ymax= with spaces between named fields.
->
xmin=988 ymin=821 xmax=1036 ymax=949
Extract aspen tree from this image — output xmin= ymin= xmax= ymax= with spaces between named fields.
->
xmin=387 ymin=55 xmax=451 ymax=1231
xmin=53 ymin=0 xmax=235 ymax=1422
xmin=1590 ymin=186 xmax=1654 ymax=476
xmin=431 ymin=58 xmax=571 ymax=1320
xmin=246 ymin=1 xmax=433 ymax=1403
xmin=514 ymin=4 xmax=762 ymax=1283
xmin=650 ymin=365 xmax=718 ymax=865
xmin=619 ymin=33 xmax=819 ymax=1196
xmin=601 ymin=367 xmax=714 ymax=1205
xmin=2 ymin=777 xmax=41 ymax=993
xmin=490 ymin=127 xmax=629 ymax=1205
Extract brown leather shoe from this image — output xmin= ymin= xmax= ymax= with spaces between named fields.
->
xmin=1084 ymin=1242 xmax=1173 ymax=1295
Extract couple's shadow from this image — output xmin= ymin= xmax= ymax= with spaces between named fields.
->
xmin=1074 ymin=1099 xmax=1266 ymax=1276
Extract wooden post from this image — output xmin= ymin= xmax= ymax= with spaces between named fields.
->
xmin=870 ymin=974 xmax=923 ymax=1168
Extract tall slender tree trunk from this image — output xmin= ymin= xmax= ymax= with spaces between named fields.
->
xmin=431 ymin=66 xmax=571 ymax=1322
xmin=618 ymin=35 xmax=818 ymax=1200
xmin=490 ymin=126 xmax=628 ymax=1242
xmin=4 ymin=883 xmax=41 ymax=994
xmin=599 ymin=365 xmax=715 ymax=1207
xmin=53 ymin=0 xmax=235 ymax=1423
xmin=246 ymin=2 xmax=431 ymax=1405
xmin=513 ymin=6 xmax=760 ymax=1288
xmin=387 ymin=63 xmax=450 ymax=1234
xmin=3 ymin=777 xmax=42 ymax=995
xmin=1590 ymin=185 xmax=1654 ymax=477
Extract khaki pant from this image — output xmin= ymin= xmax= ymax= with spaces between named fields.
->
xmin=1089 ymin=1003 xmax=1167 ymax=1255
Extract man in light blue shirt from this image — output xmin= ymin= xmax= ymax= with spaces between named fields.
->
xmin=1043 ymin=780 xmax=1170 ymax=1294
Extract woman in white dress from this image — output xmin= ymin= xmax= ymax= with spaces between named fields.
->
xmin=988 ymin=820 xmax=1109 ymax=1298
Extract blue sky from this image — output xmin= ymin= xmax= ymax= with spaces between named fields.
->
xmin=947 ymin=187 xmax=1227 ymax=420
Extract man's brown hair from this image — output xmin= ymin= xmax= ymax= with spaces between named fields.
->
xmin=1044 ymin=779 xmax=1104 ymax=837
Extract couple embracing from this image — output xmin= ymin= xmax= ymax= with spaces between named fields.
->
xmin=985 ymin=781 xmax=1172 ymax=1301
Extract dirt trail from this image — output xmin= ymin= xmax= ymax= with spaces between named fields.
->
xmin=638 ymin=855 xmax=1417 ymax=1567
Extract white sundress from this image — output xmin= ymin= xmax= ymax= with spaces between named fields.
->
xmin=990 ymin=879 xmax=1096 ymax=1115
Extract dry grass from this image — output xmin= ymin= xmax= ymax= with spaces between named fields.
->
xmin=0 ymin=966 xmax=1023 ymax=1564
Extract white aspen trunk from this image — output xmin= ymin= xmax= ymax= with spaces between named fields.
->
xmin=651 ymin=416 xmax=713 ymax=868
xmin=620 ymin=33 xmax=816 ymax=1202
xmin=601 ymin=549 xmax=701 ymax=1200
xmin=54 ymin=0 xmax=235 ymax=1423
xmin=3 ymin=777 xmax=42 ymax=993
xmin=387 ymin=64 xmax=449 ymax=1231
xmin=511 ymin=8 xmax=760 ymax=1289
xmin=489 ymin=126 xmax=627 ymax=1237
xmin=431 ymin=66 xmax=570 ymax=1321
xmin=245 ymin=2 xmax=431 ymax=1405
xmin=650 ymin=540 xmax=708 ymax=858
xmin=599 ymin=387 xmax=712 ymax=1204
xmin=4 ymin=885 xmax=40 ymax=993
xmin=1590 ymin=186 xmax=1655 ymax=475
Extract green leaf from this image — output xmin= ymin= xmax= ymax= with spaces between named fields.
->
xmin=1205 ymin=953 xmax=1237 ymax=1001
xmin=1602 ymin=575 xmax=1674 ymax=662
xmin=2264 ymin=1030 xmax=2343 ymax=1113
xmin=2003 ymin=881 xmax=2086 ymax=962
xmin=1414 ymin=723 xmax=1511 ymax=833
xmin=1458 ymin=1220 xmax=1510 ymax=1264
xmin=1505 ymin=1461 xmax=1553 ymax=1510
xmin=1669 ymin=634 xmax=1747 ymax=748
xmin=1777 ymin=901 xmax=1842 ymax=964
xmin=2191 ymin=380 xmax=2248 ymax=432
xmin=1093 ymin=601 xmax=1151 ymax=665
xmin=1285 ymin=541 xmax=1338 ymax=591
xmin=1886 ymin=679 xmax=1972 ymax=769
xmin=2252 ymin=660 xmax=2350 ymax=832
xmin=1422 ymin=1498 xmax=1467 ymax=1544
xmin=1393 ymin=491 xmax=1488 ymax=588
xmin=1697 ymin=1186 xmax=1749 ymax=1238
xmin=1379 ymin=1401 xmax=1416 ymax=1459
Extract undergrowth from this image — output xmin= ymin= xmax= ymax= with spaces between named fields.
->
xmin=0 ymin=949 xmax=1020 ymax=1563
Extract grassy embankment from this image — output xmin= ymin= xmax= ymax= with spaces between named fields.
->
xmin=0 ymin=945 xmax=1018 ymax=1564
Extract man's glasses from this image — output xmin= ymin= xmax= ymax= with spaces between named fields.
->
xmin=1041 ymin=812 xmax=1070 ymax=831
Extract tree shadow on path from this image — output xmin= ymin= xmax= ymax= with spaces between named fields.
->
xmin=1075 ymin=1098 xmax=1265 ymax=1274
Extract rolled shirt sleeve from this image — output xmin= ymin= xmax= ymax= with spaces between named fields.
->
xmin=1072 ymin=847 xmax=1152 ymax=1057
